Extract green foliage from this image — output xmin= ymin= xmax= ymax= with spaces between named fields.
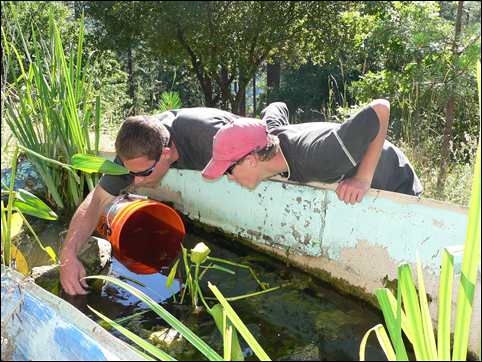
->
xmin=70 ymin=154 xmax=129 ymax=175
xmin=2 ymin=1 xmax=479 ymax=209
xmin=85 ymin=275 xmax=223 ymax=361
xmin=158 ymin=91 xmax=182 ymax=113
xmin=262 ymin=61 xmax=355 ymax=123
xmin=2 ymin=12 xmax=100 ymax=212
xmin=174 ymin=243 xmax=277 ymax=309
xmin=349 ymin=2 xmax=480 ymax=151
xmin=1 ymin=147 xmax=58 ymax=275
xmin=84 ymin=1 xmax=349 ymax=113
xmin=90 ymin=50 xmax=131 ymax=125
xmin=209 ymin=282 xmax=272 ymax=361
xmin=1 ymin=1 xmax=80 ymax=83
xmin=399 ymin=136 xmax=477 ymax=206
xmin=168 ymin=242 xmax=280 ymax=359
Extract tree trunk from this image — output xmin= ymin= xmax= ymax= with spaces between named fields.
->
xmin=232 ymin=71 xmax=247 ymax=116
xmin=436 ymin=0 xmax=464 ymax=195
xmin=127 ymin=45 xmax=136 ymax=115
xmin=252 ymin=72 xmax=256 ymax=116
xmin=267 ymin=58 xmax=281 ymax=101
xmin=219 ymin=67 xmax=231 ymax=110
xmin=201 ymin=79 xmax=215 ymax=107
xmin=239 ymin=84 xmax=246 ymax=116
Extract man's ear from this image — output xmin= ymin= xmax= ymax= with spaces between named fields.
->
xmin=246 ymin=154 xmax=258 ymax=167
xmin=160 ymin=147 xmax=171 ymax=161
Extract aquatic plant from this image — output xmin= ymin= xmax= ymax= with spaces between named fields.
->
xmin=168 ymin=242 xmax=280 ymax=308
xmin=164 ymin=242 xmax=281 ymax=360
xmin=2 ymin=9 xmax=100 ymax=212
xmin=1 ymin=147 xmax=58 ymax=276
xmin=85 ymin=275 xmax=272 ymax=361
xmin=359 ymin=61 xmax=481 ymax=361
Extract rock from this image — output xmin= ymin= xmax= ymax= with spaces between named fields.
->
xmin=32 ymin=235 xmax=112 ymax=294
xmin=1 ymin=158 xmax=47 ymax=196
xmin=148 ymin=327 xmax=187 ymax=356
xmin=76 ymin=235 xmax=112 ymax=275
xmin=31 ymin=264 xmax=62 ymax=295
xmin=149 ymin=328 xmax=183 ymax=346
xmin=279 ymin=342 xmax=320 ymax=361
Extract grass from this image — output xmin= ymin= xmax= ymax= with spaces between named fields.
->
xmin=399 ymin=139 xmax=476 ymax=207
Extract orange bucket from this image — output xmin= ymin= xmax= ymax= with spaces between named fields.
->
xmin=96 ymin=193 xmax=185 ymax=274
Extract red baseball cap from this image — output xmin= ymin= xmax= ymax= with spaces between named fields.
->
xmin=202 ymin=118 xmax=268 ymax=179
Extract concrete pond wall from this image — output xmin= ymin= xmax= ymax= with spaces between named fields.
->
xmin=136 ymin=168 xmax=481 ymax=357
xmin=10 ymin=153 xmax=477 ymax=356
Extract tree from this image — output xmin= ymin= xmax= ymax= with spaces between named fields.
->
xmin=138 ymin=1 xmax=349 ymax=114
xmin=436 ymin=1 xmax=465 ymax=195
xmin=84 ymin=1 xmax=147 ymax=114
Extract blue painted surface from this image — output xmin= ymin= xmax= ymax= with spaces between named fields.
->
xmin=322 ymin=192 xmax=468 ymax=267
xmin=1 ymin=267 xmax=146 ymax=361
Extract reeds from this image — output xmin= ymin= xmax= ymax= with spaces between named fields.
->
xmin=84 ymin=241 xmax=279 ymax=360
xmin=2 ymin=8 xmax=100 ymax=212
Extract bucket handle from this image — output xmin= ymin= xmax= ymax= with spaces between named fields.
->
xmin=104 ymin=192 xmax=149 ymax=236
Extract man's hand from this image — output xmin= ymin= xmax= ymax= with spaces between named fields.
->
xmin=60 ymin=251 xmax=89 ymax=295
xmin=336 ymin=177 xmax=371 ymax=204
xmin=58 ymin=185 xmax=115 ymax=296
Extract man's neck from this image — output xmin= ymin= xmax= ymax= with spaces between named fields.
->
xmin=169 ymin=142 xmax=180 ymax=164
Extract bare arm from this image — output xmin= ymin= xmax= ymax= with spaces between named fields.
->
xmin=336 ymin=99 xmax=390 ymax=204
xmin=60 ymin=185 xmax=115 ymax=295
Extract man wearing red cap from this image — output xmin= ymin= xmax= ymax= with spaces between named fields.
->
xmin=202 ymin=99 xmax=423 ymax=204
xmin=60 ymin=104 xmax=288 ymax=295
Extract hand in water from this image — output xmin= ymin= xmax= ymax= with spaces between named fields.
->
xmin=336 ymin=177 xmax=370 ymax=205
xmin=60 ymin=252 xmax=89 ymax=295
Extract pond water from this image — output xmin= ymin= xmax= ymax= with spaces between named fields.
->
xmin=54 ymin=221 xmax=387 ymax=361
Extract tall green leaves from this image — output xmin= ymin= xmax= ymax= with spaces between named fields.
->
xmin=85 ymin=275 xmax=223 ymax=361
xmin=208 ymin=283 xmax=271 ymax=361
xmin=1 ymin=147 xmax=58 ymax=274
xmin=2 ymin=9 xmax=100 ymax=212
xmin=70 ymin=154 xmax=128 ymax=175
xmin=451 ymin=60 xmax=481 ymax=361
xmin=85 ymin=275 xmax=273 ymax=361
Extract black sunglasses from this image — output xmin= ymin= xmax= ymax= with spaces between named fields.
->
xmin=224 ymin=152 xmax=253 ymax=175
xmin=128 ymin=156 xmax=160 ymax=177
xmin=225 ymin=162 xmax=237 ymax=175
